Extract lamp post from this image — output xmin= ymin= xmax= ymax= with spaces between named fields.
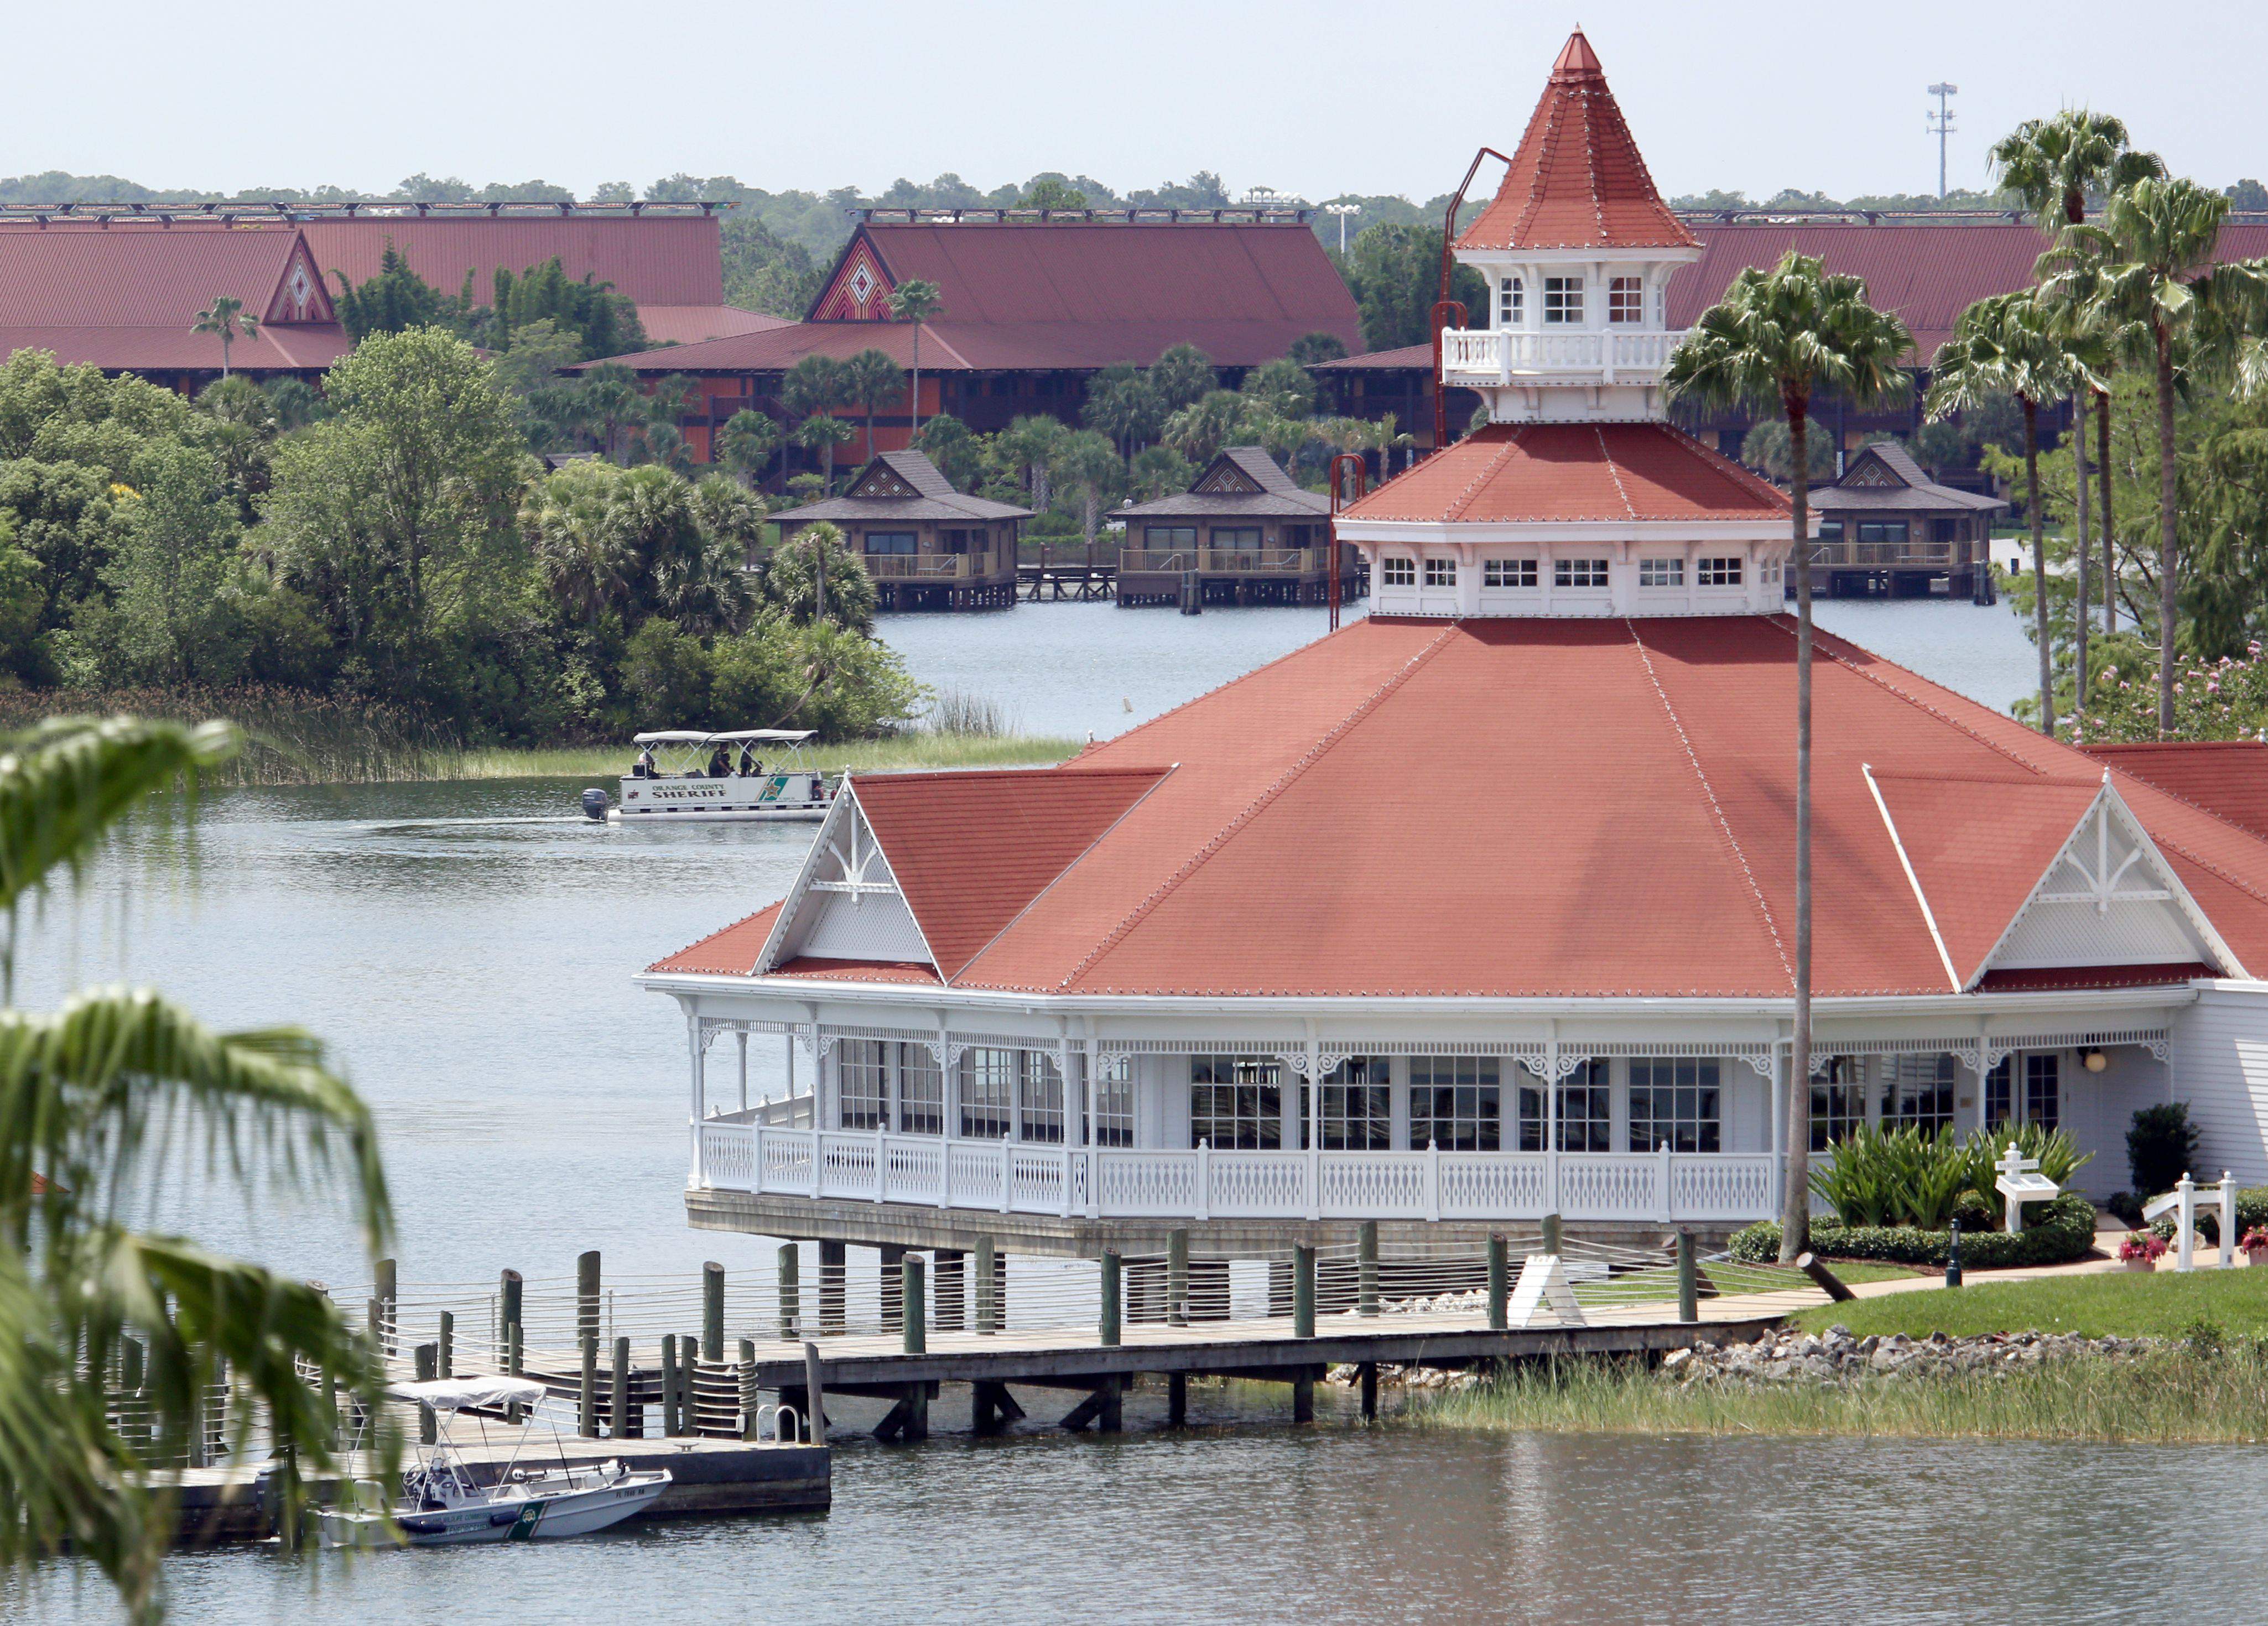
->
xmin=1325 ymin=202 xmax=1361 ymax=254
xmin=1927 ymin=84 xmax=1959 ymax=200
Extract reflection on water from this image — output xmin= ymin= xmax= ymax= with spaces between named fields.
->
xmin=18 ymin=597 xmax=2136 ymax=1624
xmin=29 ymin=1424 xmax=2256 ymax=1624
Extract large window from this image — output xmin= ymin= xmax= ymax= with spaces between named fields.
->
xmin=1423 ymin=557 xmax=1457 ymax=588
xmin=1986 ymin=1057 xmax=2012 ymax=1127
xmin=1145 ymin=526 xmax=1198 ymax=555
xmin=960 ymin=1047 xmax=1015 ymax=1139
xmin=1191 ymin=1056 xmax=1282 ymax=1150
xmin=1381 ymin=556 xmax=1416 ymax=587
xmin=1639 ymin=557 xmax=1684 ymax=588
xmin=1300 ymin=1057 xmax=1392 ymax=1150
xmin=1698 ymin=557 xmax=1744 ymax=587
xmin=1811 ymin=1056 xmax=1865 ymax=1151
xmin=1554 ymin=558 xmax=1610 ymax=588
xmin=1857 ymin=521 xmax=1910 ymax=546
xmin=863 ymin=531 xmax=917 ymax=556
xmin=838 ymin=1039 xmax=887 ymax=1130
xmin=2025 ymin=1055 xmax=2059 ymax=1130
xmin=1629 ymin=1058 xmax=1721 ymax=1153
xmin=1092 ymin=1055 xmax=1133 ymax=1148
xmin=899 ymin=1046 xmax=943 ymax=1134
xmin=1608 ymin=276 xmax=1643 ymax=324
xmin=1884 ymin=1053 xmax=1955 ymax=1135
xmin=1211 ymin=527 xmax=1262 ymax=555
xmin=1543 ymin=276 xmax=1584 ymax=324
xmin=1019 ymin=1052 xmax=1064 ymax=1144
xmin=1817 ymin=520 xmax=1845 ymax=544
xmin=1485 ymin=557 xmax=1538 ymax=588
xmin=1517 ymin=1059 xmax=1611 ymax=1152
xmin=1498 ymin=276 xmax=1524 ymax=325
xmin=1411 ymin=1056 xmax=1501 ymax=1152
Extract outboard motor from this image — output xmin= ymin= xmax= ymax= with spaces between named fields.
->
xmin=580 ymin=787 xmax=610 ymax=822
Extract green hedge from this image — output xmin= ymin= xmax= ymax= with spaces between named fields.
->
xmin=1729 ymin=1192 xmax=2099 ymax=1269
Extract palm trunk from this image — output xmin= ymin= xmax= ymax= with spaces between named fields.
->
xmin=1782 ymin=403 xmax=1813 ymax=1263
xmin=2073 ymin=392 xmax=2090 ymax=716
xmin=865 ymin=408 xmax=877 ymax=463
xmin=910 ymin=329 xmax=923 ymax=446
xmin=2155 ymin=331 xmax=2179 ymax=736
xmin=2099 ymin=390 xmax=2116 ymax=637
xmin=2025 ymin=398 xmax=2054 ymax=736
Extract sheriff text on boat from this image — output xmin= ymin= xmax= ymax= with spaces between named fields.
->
xmin=584 ymin=730 xmax=835 ymax=824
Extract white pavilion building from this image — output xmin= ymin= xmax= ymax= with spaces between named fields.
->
xmin=639 ymin=33 xmax=2268 ymax=1259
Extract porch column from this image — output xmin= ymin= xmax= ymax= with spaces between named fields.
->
xmin=1307 ymin=1034 xmax=1323 ymax=1222
xmin=785 ymin=1034 xmax=797 ymax=1101
xmin=688 ymin=1013 xmax=705 ymax=1185
xmin=1974 ymin=1039 xmax=1990 ymax=1133
xmin=1544 ymin=1034 xmax=1561 ymax=1212
xmin=737 ymin=1030 xmax=748 ymax=1113
xmin=886 ymin=1046 xmax=901 ymax=1135
xmin=940 ymin=1022 xmax=958 ymax=1140
xmin=1768 ymin=1041 xmax=1785 ymax=1216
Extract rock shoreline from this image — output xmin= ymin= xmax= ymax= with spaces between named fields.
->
xmin=1668 ymin=1326 xmax=2149 ymax=1383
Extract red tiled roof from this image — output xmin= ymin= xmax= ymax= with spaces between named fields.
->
xmin=1976 ymin=963 xmax=2216 ymax=992
xmin=847 ymin=767 xmax=1169 ymax=980
xmin=296 ymin=215 xmax=725 ymax=306
xmin=648 ymin=901 xmax=783 ymax=976
xmin=1456 ymin=32 xmax=1696 ymax=254
xmin=634 ymin=305 xmax=793 ymax=344
xmin=2078 ymin=741 xmax=2268 ymax=843
xmin=591 ymin=221 xmax=1361 ymax=375
xmin=768 ymin=956 xmax=940 ymax=984
xmin=1340 ymin=423 xmax=1789 ymax=524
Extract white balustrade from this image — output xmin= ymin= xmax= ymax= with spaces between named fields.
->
xmin=707 ymin=1126 xmax=1775 ymax=1224
xmin=1437 ymin=327 xmax=1689 ymax=389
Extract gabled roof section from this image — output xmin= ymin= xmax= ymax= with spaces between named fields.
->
xmin=848 ymin=450 xmax=958 ymax=499
xmin=1201 ymin=447 xmax=1303 ymax=497
xmin=1341 ymin=423 xmax=1788 ymax=524
xmin=841 ymin=767 xmax=1172 ymax=981
xmin=2079 ymin=741 xmax=2268 ymax=842
xmin=1813 ymin=441 xmax=2007 ymax=515
xmin=1456 ymin=31 xmax=1697 ymax=254
xmin=648 ymin=900 xmax=785 ymax=976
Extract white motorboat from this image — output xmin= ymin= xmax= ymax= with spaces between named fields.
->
xmin=582 ymin=729 xmax=835 ymax=824
xmin=320 ymin=1377 xmax=670 ymax=1547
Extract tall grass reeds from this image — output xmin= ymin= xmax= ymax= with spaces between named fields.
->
xmin=1414 ymin=1344 xmax=2268 ymax=1444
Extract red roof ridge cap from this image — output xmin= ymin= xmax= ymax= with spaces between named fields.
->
xmin=1791 ymin=619 xmax=2059 ymax=778
xmin=1866 ymin=767 xmax=2093 ymax=787
xmin=947 ymin=766 xmax=1178 ymax=985
xmin=1656 ymin=421 xmax=1793 ymax=509
xmin=1625 ymin=620 xmax=1792 ymax=986
xmin=1444 ymin=427 xmax=1527 ymax=522
xmin=1060 ymin=623 xmax=1463 ymax=989
xmin=2099 ymin=763 xmax=2268 ymax=865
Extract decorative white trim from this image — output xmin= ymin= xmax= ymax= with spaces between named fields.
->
xmin=1809 ymin=1027 xmax=2173 ymax=1076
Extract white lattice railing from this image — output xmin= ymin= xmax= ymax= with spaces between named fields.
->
xmin=698 ymin=1125 xmax=1777 ymax=1224
xmin=1437 ymin=326 xmax=1689 ymax=389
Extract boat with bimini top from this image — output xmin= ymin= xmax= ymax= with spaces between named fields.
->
xmin=583 ymin=729 xmax=835 ymax=824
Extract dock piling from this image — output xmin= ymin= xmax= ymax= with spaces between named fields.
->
xmin=438 ymin=1311 xmax=453 ymax=1379
xmin=1167 ymin=1229 xmax=1189 ymax=1327
xmin=1168 ymin=1371 xmax=1188 ymax=1427
xmin=661 ymin=1335 xmax=680 ymax=1436
xmin=1293 ymin=1245 xmax=1315 ymax=1340
xmin=500 ymin=1269 xmax=522 ymax=1369
xmin=974 ymin=1237 xmax=997 ymax=1335
xmin=1541 ymin=1213 xmax=1563 ymax=1257
xmin=738 ymin=1338 xmax=759 ymax=1441
xmin=1676 ymin=1232 xmax=1699 ymax=1324
xmin=1487 ymin=1235 xmax=1508 ymax=1332
xmin=803 ymin=1341 xmax=827 ymax=1445
xmin=414 ymin=1343 xmax=436 ymax=1443
xmin=576 ymin=1251 xmax=601 ymax=1349
xmin=778 ymin=1243 xmax=801 ymax=1340
xmin=903 ymin=1255 xmax=927 ymax=1355
xmin=1100 ymin=1250 xmax=1122 ymax=1347
xmin=612 ymin=1336 xmax=633 ymax=1439
xmin=1358 ymin=1221 xmax=1379 ymax=1317
xmin=703 ymin=1262 xmax=725 ymax=1362
xmin=1291 ymin=1367 xmax=1314 ymax=1425
xmin=1359 ymin=1361 xmax=1379 ymax=1422
xmin=376 ymin=1258 xmax=397 ymax=1356
xmin=579 ymin=1336 xmax=597 ymax=1437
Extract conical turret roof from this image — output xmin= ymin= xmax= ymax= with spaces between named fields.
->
xmin=1455 ymin=30 xmax=1697 ymax=253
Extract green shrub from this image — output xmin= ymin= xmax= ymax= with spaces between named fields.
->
xmin=2129 ymin=1103 xmax=2202 ymax=1200
xmin=1730 ymin=1192 xmax=2098 ymax=1268
xmin=1809 ymin=1121 xmax=2090 ymax=1231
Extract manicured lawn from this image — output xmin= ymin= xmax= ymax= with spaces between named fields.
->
xmin=1791 ymin=1265 xmax=2268 ymax=1340
xmin=1809 ymin=1260 xmax=1927 ymax=1286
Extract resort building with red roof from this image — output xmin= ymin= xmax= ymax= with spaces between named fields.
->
xmin=637 ymin=34 xmax=2268 ymax=1259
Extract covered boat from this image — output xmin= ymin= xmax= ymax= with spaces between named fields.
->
xmin=587 ymin=729 xmax=835 ymax=824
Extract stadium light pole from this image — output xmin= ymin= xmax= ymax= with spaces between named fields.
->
xmin=1325 ymin=202 xmax=1361 ymax=254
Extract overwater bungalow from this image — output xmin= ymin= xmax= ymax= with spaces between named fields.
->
xmin=1809 ymin=441 xmax=2006 ymax=600
xmin=1112 ymin=446 xmax=1359 ymax=608
xmin=640 ymin=33 xmax=2268 ymax=1264
xmin=774 ymin=450 xmax=1031 ymax=611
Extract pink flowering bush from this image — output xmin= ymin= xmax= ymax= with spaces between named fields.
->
xmin=2070 ymin=643 xmax=2268 ymax=745
xmin=2119 ymin=1230 xmax=2170 ymax=1262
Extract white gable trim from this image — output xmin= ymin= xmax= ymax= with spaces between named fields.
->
xmin=1864 ymin=764 xmax=1961 ymax=993
xmin=754 ymin=779 xmax=944 ymax=978
xmin=1968 ymin=779 xmax=2243 ymax=988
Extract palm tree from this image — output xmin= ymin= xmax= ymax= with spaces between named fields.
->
xmin=1048 ymin=430 xmax=1124 ymax=548
xmin=716 ymin=408 xmax=782 ymax=492
xmin=2046 ymin=178 xmax=2268 ymax=732
xmin=1927 ymin=290 xmax=2086 ymax=735
xmin=189 ymin=295 xmax=259 ymax=379
xmin=1993 ymin=110 xmax=2163 ymax=706
xmin=792 ymin=411 xmax=857 ymax=494
xmin=885 ymin=279 xmax=944 ymax=441
xmin=840 ymin=348 xmax=907 ymax=464
xmin=0 ymin=717 xmax=392 ymax=1622
xmin=1664 ymin=251 xmax=1912 ymax=1262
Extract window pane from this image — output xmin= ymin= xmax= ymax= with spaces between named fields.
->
xmin=1424 ymin=557 xmax=1456 ymax=587
xmin=839 ymin=1038 xmax=885 ymax=1130
xmin=1609 ymin=276 xmax=1642 ymax=324
xmin=1190 ymin=1056 xmax=1281 ymax=1150
xmin=899 ymin=1044 xmax=943 ymax=1134
xmin=1630 ymin=1058 xmax=1720 ymax=1153
xmin=2026 ymin=1054 xmax=2059 ymax=1130
xmin=1409 ymin=1056 xmax=1500 ymax=1151
xmin=1810 ymin=1056 xmax=1864 ymax=1151
xmin=1484 ymin=557 xmax=1537 ymax=588
xmin=1020 ymin=1052 xmax=1064 ymax=1143
xmin=1883 ymin=1052 xmax=1955 ymax=1135
xmin=1382 ymin=556 xmax=1415 ymax=586
xmin=960 ymin=1047 xmax=1015 ymax=1138
xmin=1093 ymin=1055 xmax=1133 ymax=1147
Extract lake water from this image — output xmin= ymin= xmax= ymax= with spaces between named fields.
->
xmin=30 ymin=595 xmax=2184 ymax=1625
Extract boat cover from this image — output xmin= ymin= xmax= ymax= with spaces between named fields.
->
xmin=386 ymin=1375 xmax=549 ymax=1411
xmin=632 ymin=729 xmax=815 ymax=746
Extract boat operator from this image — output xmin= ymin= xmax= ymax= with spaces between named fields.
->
xmin=632 ymin=746 xmax=655 ymax=779
xmin=708 ymin=745 xmax=732 ymax=778
xmin=737 ymin=743 xmax=758 ymax=776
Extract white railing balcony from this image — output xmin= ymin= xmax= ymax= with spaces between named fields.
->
xmin=692 ymin=1123 xmax=1776 ymax=1226
xmin=1438 ymin=327 xmax=1689 ymax=390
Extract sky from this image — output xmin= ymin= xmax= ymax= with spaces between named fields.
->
xmin=8 ymin=0 xmax=2266 ymax=205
